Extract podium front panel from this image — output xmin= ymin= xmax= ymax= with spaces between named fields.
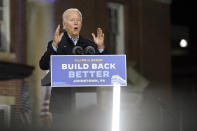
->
xmin=51 ymin=55 xmax=127 ymax=87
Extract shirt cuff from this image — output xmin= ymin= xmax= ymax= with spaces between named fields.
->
xmin=98 ymin=48 xmax=104 ymax=53
xmin=52 ymin=44 xmax=57 ymax=52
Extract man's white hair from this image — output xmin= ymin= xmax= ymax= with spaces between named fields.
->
xmin=62 ymin=8 xmax=82 ymax=22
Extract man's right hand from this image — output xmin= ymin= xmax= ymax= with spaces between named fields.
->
xmin=52 ymin=25 xmax=64 ymax=48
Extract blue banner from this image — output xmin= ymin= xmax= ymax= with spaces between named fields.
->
xmin=51 ymin=55 xmax=127 ymax=87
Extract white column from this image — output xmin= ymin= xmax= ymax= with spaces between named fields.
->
xmin=26 ymin=0 xmax=54 ymax=124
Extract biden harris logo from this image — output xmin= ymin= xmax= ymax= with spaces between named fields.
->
xmin=111 ymin=75 xmax=126 ymax=86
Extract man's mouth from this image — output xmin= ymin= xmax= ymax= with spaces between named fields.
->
xmin=74 ymin=27 xmax=78 ymax=30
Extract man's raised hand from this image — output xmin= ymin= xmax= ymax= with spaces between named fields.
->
xmin=52 ymin=25 xmax=64 ymax=48
xmin=92 ymin=28 xmax=105 ymax=49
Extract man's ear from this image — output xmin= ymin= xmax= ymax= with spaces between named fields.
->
xmin=62 ymin=21 xmax=66 ymax=30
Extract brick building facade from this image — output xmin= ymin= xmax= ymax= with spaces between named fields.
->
xmin=0 ymin=0 xmax=33 ymax=127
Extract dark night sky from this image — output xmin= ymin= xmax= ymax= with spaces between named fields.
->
xmin=171 ymin=1 xmax=196 ymax=52
xmin=171 ymin=0 xmax=193 ymax=26
xmin=171 ymin=0 xmax=196 ymax=55
xmin=171 ymin=0 xmax=197 ymax=77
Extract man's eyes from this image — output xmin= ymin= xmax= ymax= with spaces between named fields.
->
xmin=69 ymin=19 xmax=81 ymax=22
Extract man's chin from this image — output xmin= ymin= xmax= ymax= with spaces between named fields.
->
xmin=73 ymin=32 xmax=80 ymax=36
xmin=69 ymin=33 xmax=79 ymax=38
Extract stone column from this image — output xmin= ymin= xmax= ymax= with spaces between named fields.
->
xmin=26 ymin=0 xmax=54 ymax=125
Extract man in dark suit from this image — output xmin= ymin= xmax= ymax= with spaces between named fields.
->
xmin=39 ymin=8 xmax=106 ymax=70
xmin=39 ymin=8 xmax=106 ymax=128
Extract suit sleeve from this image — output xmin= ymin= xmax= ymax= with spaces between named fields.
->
xmin=39 ymin=41 xmax=57 ymax=70
xmin=88 ymin=40 xmax=108 ymax=55
xmin=98 ymin=48 xmax=108 ymax=55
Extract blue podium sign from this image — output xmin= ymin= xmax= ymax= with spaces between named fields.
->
xmin=51 ymin=55 xmax=127 ymax=87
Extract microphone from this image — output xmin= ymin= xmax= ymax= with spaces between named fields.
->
xmin=72 ymin=46 xmax=84 ymax=55
xmin=84 ymin=46 xmax=95 ymax=55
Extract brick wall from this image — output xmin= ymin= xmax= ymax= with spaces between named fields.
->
xmin=0 ymin=0 xmax=27 ymax=126
xmin=10 ymin=0 xmax=27 ymax=64
xmin=0 ymin=80 xmax=22 ymax=125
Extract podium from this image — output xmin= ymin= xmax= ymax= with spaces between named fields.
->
xmin=41 ymin=71 xmax=51 ymax=86
xmin=41 ymin=55 xmax=127 ymax=128
xmin=41 ymin=71 xmax=75 ymax=120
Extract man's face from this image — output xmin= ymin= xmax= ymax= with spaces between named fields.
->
xmin=63 ymin=11 xmax=82 ymax=38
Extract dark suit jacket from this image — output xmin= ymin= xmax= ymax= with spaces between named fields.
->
xmin=39 ymin=32 xmax=107 ymax=124
xmin=39 ymin=32 xmax=107 ymax=70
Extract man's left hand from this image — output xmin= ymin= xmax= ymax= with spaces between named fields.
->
xmin=92 ymin=28 xmax=105 ymax=49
